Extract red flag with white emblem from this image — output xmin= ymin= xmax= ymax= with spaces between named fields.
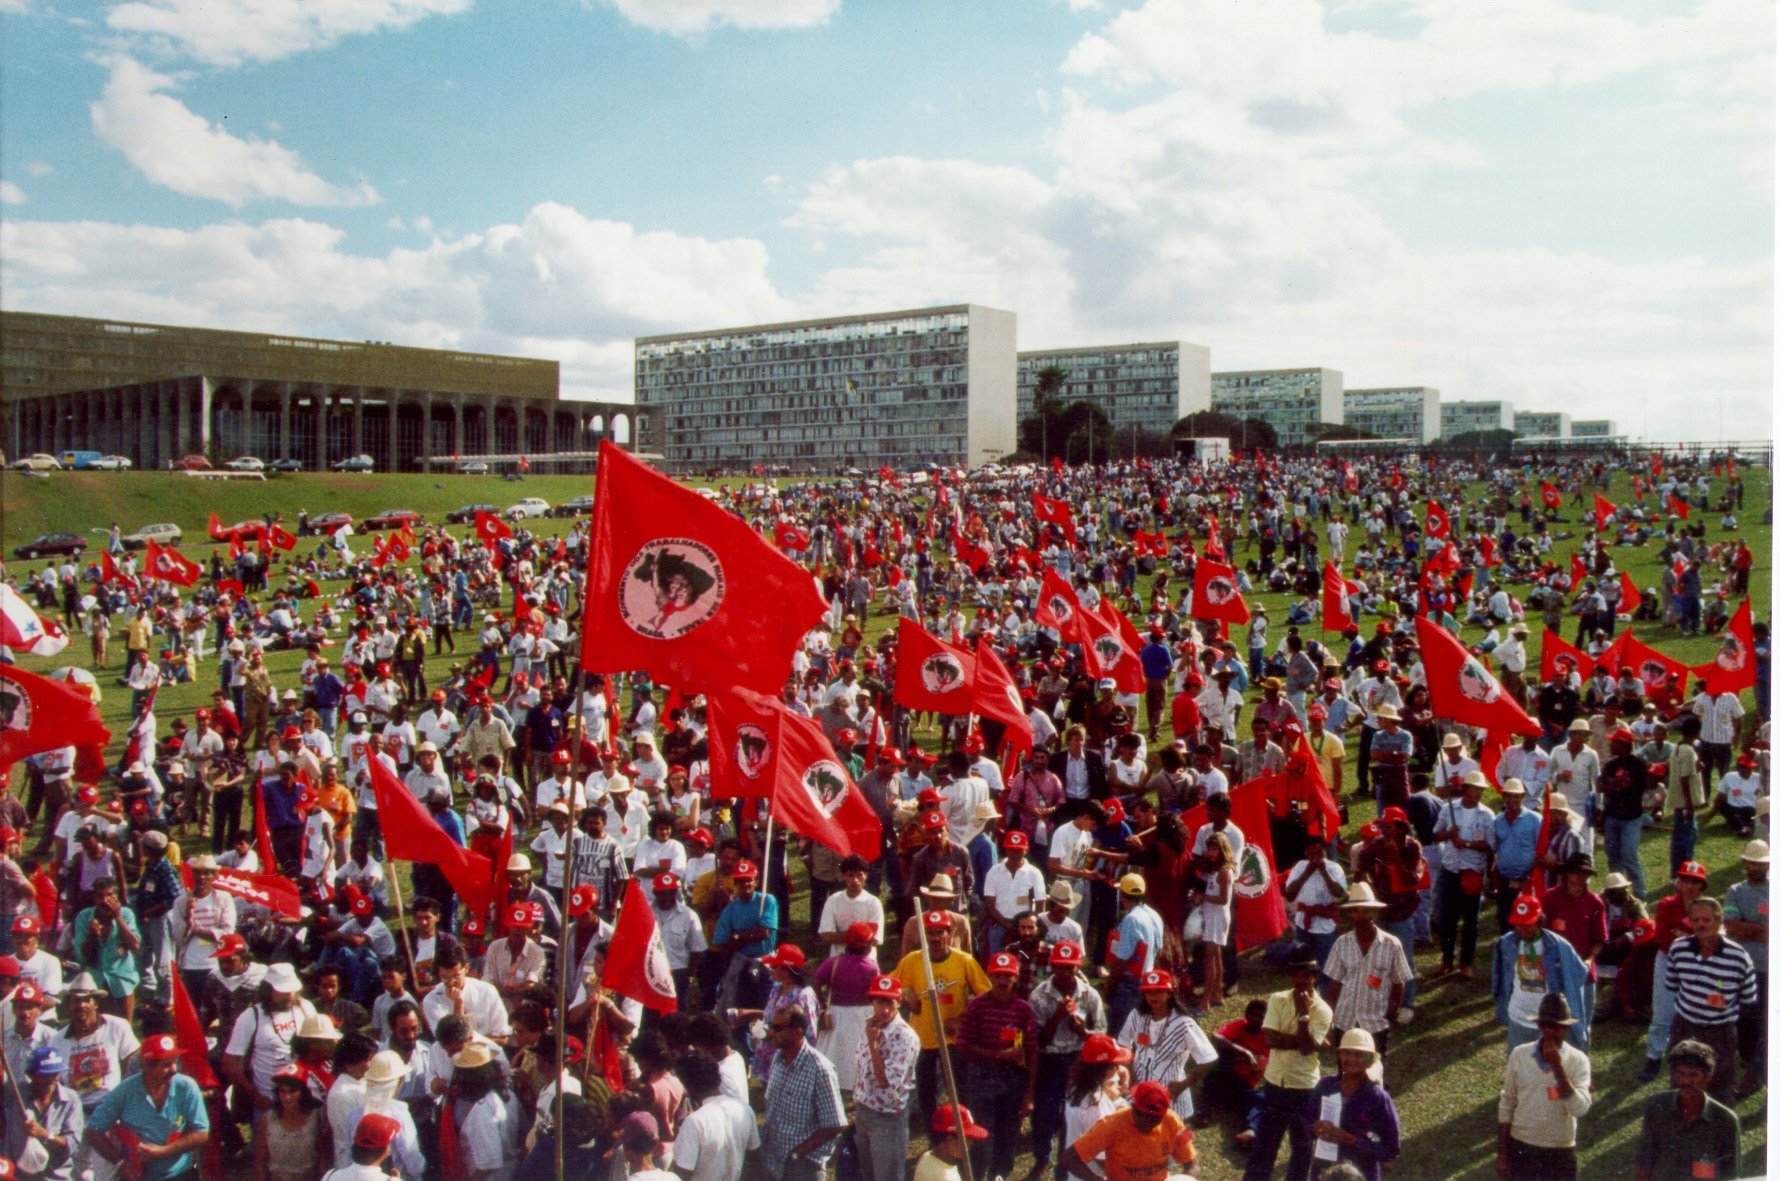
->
xmin=474 ymin=511 xmax=512 ymax=544
xmin=1191 ymin=558 xmax=1251 ymax=626
xmin=0 ymin=664 xmax=111 ymax=776
xmin=1414 ymin=615 xmax=1540 ymax=736
xmin=143 ymin=539 xmax=201 ymax=588
xmin=891 ymin=618 xmax=976 ymax=714
xmin=0 ymin=585 xmax=70 ymax=656
xmin=1321 ymin=561 xmax=1358 ymax=633
xmin=973 ymin=638 xmax=1034 ymax=751
xmin=601 ymin=878 xmax=677 ymax=1014
xmin=1700 ymin=598 xmax=1757 ymax=697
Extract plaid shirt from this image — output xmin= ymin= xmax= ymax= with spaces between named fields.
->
xmin=131 ymin=855 xmax=182 ymax=921
xmin=761 ymin=1040 xmax=844 ymax=1175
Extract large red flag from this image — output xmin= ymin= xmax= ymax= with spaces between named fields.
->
xmin=1666 ymin=495 xmax=1691 ymax=521
xmin=1132 ymin=530 xmax=1169 ymax=558
xmin=1616 ymin=571 xmax=1643 ymax=618
xmin=1076 ymin=601 xmax=1140 ymax=690
xmin=266 ymin=524 xmax=298 ymax=552
xmin=972 ymin=638 xmax=1035 ymax=751
xmin=891 ymin=618 xmax=976 ymax=714
xmin=602 ymin=878 xmax=678 ymax=1014
xmin=144 ymin=540 xmax=202 ymax=588
xmin=1191 ymin=558 xmax=1251 ymax=626
xmin=1177 ymin=782 xmax=1289 ymax=951
xmin=582 ymin=441 xmax=827 ymax=696
xmin=1204 ymin=513 xmax=1227 ymax=562
xmin=1032 ymin=493 xmax=1077 ymax=544
xmin=1414 ymin=615 xmax=1540 ymax=736
xmin=1700 ymin=599 xmax=1757 ymax=696
xmin=1279 ymin=731 xmax=1343 ymax=841
xmin=1539 ymin=628 xmax=1595 ymax=685
xmin=773 ymin=520 xmax=811 ymax=551
xmin=1034 ymin=569 xmax=1088 ymax=643
xmin=1592 ymin=494 xmax=1617 ymax=532
xmin=1540 ymin=481 xmax=1562 ymax=509
xmin=1570 ymin=551 xmax=1588 ymax=591
xmin=705 ymin=688 xmax=882 ymax=859
xmin=1596 ymin=631 xmax=1688 ymax=693
xmin=180 ymin=860 xmax=302 ymax=919
xmin=1321 ymin=561 xmax=1357 ymax=633
xmin=951 ymin=530 xmax=991 ymax=574
xmin=367 ymin=753 xmax=496 ymax=917
xmin=1088 ymin=599 xmax=1147 ymax=694
xmin=170 ymin=972 xmax=219 ymax=1087
xmin=474 ymin=511 xmax=512 ymax=544
xmin=0 ymin=665 xmax=111 ymax=775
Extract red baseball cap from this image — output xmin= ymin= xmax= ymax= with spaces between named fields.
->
xmin=1379 ymin=806 xmax=1410 ymax=827
xmin=930 ymin=1104 xmax=989 ymax=1141
xmin=922 ymin=811 xmax=949 ymax=833
xmin=916 ymin=788 xmax=943 ymax=809
xmin=1081 ymin=1033 xmax=1133 ymax=1066
xmin=1678 ymin=860 xmax=1709 ymax=881
xmin=355 ymin=1112 xmax=401 ymax=1151
xmin=140 ymin=1033 xmax=181 ymax=1061
xmin=986 ymin=952 xmax=1020 ymax=977
xmin=211 ymin=933 xmax=248 ymax=958
xmin=686 ymin=828 xmax=714 ymax=848
xmin=732 ymin=860 xmax=759 ymax=882
xmin=760 ymin=944 xmax=806 ymax=970
xmin=76 ymin=785 xmax=99 ymax=805
xmin=652 ymin=872 xmax=680 ymax=892
xmin=460 ymin=917 xmax=486 ymax=938
xmin=1048 ymin=940 xmax=1083 ymax=967
xmin=569 ymin=884 xmax=598 ymax=916
xmin=1002 ymin=831 xmax=1029 ymax=851
xmin=351 ymin=896 xmax=374 ymax=917
xmin=10 ymin=916 xmax=38 ymax=937
xmin=922 ymin=909 xmax=954 ymax=930
xmin=1510 ymin=895 xmax=1542 ymax=926
xmin=1138 ymin=969 xmax=1175 ymax=992
xmin=1130 ymin=1079 xmax=1172 ymax=1117
xmin=866 ymin=974 xmax=903 ymax=999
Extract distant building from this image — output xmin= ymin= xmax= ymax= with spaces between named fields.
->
xmin=0 ymin=311 xmax=625 ymax=471
xmin=634 ymin=304 xmax=1017 ymax=471
xmin=1571 ymin=419 xmax=1617 ymax=438
xmin=1514 ymin=411 xmax=1571 ymax=439
xmin=1209 ymin=368 xmax=1343 ymax=448
xmin=1343 ymin=387 xmax=1440 ymax=444
xmin=1440 ymin=400 xmax=1515 ymax=439
xmin=1016 ymin=341 xmax=1211 ymax=437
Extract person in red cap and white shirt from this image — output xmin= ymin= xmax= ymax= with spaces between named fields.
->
xmin=981 ymin=831 xmax=1046 ymax=956
xmin=915 ymin=1102 xmax=990 ymax=1181
xmin=484 ymin=903 xmax=548 ymax=1009
xmin=334 ymin=1110 xmax=402 ymax=1181
xmin=11 ymin=914 xmax=62 ymax=999
xmin=650 ymin=870 xmax=706 ymax=1011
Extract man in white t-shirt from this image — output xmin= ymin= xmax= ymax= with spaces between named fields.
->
xmin=1280 ymin=835 xmax=1348 ymax=967
xmin=981 ymin=832 xmax=1047 ymax=956
xmin=672 ymin=1047 xmax=758 ymax=1181
xmin=222 ymin=963 xmax=317 ymax=1102
xmin=816 ymin=855 xmax=885 ymax=958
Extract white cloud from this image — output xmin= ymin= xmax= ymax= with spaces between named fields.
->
xmin=89 ymin=57 xmax=380 ymax=207
xmin=0 ymin=181 xmax=25 ymax=205
xmin=602 ymin=0 xmax=838 ymax=37
xmin=24 ymin=161 xmax=54 ymax=178
xmin=0 ymin=204 xmax=794 ymax=401
xmin=103 ymin=0 xmax=472 ymax=67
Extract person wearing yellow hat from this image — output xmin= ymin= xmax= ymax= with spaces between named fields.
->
xmin=1104 ymin=872 xmax=1164 ymax=1033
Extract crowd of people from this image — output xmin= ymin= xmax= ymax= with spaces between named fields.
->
xmin=0 ymin=446 xmax=1767 ymax=1181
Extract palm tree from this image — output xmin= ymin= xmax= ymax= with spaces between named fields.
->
xmin=1020 ymin=365 xmax=1071 ymax=460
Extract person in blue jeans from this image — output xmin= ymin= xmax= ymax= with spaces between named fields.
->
xmin=1242 ymin=950 xmax=1331 ymax=1181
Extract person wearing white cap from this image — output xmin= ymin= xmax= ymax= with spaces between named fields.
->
xmin=1722 ymin=838 xmax=1769 ymax=1096
xmin=222 ymin=962 xmax=319 ymax=1108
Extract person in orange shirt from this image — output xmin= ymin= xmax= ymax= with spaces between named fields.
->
xmin=1063 ymin=1078 xmax=1197 ymax=1180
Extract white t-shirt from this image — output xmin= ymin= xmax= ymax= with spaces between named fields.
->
xmin=460 ymin=1090 xmax=520 ymax=1174
xmin=1048 ymin=822 xmax=1096 ymax=878
xmin=1283 ymin=859 xmax=1348 ymax=936
xmin=816 ymin=889 xmax=886 ymax=957
xmin=54 ymin=1016 xmax=140 ymax=1107
xmin=673 ymin=1095 xmax=760 ymax=1181
xmin=301 ymin=810 xmax=336 ymax=879
xmin=1718 ymin=771 xmax=1763 ymax=809
xmin=178 ymin=890 xmax=239 ymax=970
xmin=422 ymin=977 xmax=512 ymax=1039
xmin=225 ymin=999 xmax=318 ymax=1098
xmin=982 ymin=861 xmax=1047 ymax=924
xmin=17 ymin=947 xmax=63 ymax=996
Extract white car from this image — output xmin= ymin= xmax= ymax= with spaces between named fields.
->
xmin=225 ymin=456 xmax=265 ymax=472
xmin=506 ymin=497 xmax=550 ymax=520
xmin=9 ymin=454 xmax=61 ymax=471
xmin=121 ymin=522 xmax=182 ymax=550
xmin=89 ymin=455 xmax=133 ymax=471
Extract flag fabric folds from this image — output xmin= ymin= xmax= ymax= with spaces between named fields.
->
xmin=1414 ymin=615 xmax=1540 ymax=736
xmin=1539 ymin=628 xmax=1595 ymax=686
xmin=144 ymin=540 xmax=202 ymax=587
xmin=601 ymin=878 xmax=679 ymax=1014
xmin=0 ymin=664 xmax=111 ymax=775
xmin=891 ymin=618 xmax=976 ymax=714
xmin=1321 ymin=561 xmax=1357 ymax=634
xmin=1175 ymin=782 xmax=1288 ymax=951
xmin=0 ymin=584 xmax=70 ymax=656
xmin=367 ymin=754 xmax=496 ymax=918
xmin=1191 ymin=558 xmax=1251 ymax=626
xmin=1700 ymin=599 xmax=1757 ymax=696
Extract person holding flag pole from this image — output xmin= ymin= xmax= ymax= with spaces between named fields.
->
xmin=909 ymin=893 xmax=980 ymax=1181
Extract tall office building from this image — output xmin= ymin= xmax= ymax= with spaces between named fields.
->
xmin=634 ymin=304 xmax=1017 ymax=470
xmin=1343 ymin=387 xmax=1440 ymax=443
xmin=1514 ymin=411 xmax=1571 ymax=438
xmin=1016 ymin=341 xmax=1211 ymax=436
xmin=1571 ymin=419 xmax=1618 ymax=438
xmin=1209 ymin=368 xmax=1343 ymax=447
xmin=1440 ymin=400 xmax=1515 ymax=439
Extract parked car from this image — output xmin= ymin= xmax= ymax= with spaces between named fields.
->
xmin=300 ymin=512 xmax=353 ymax=536
xmin=173 ymin=454 xmax=212 ymax=471
xmin=446 ymin=503 xmax=502 ymax=524
xmin=88 ymin=455 xmax=133 ymax=471
xmin=58 ymin=451 xmax=105 ymax=470
xmin=551 ymin=495 xmax=595 ymax=517
xmin=225 ymin=456 xmax=265 ymax=472
xmin=12 ymin=533 xmax=86 ymax=560
xmin=332 ymin=454 xmax=374 ymax=472
xmin=363 ymin=509 xmax=424 ymax=531
xmin=456 ymin=461 xmax=489 ymax=475
xmin=120 ymin=523 xmax=183 ymax=551
xmin=505 ymin=497 xmax=550 ymax=520
xmin=9 ymin=454 xmax=62 ymax=471
xmin=268 ymin=458 xmax=303 ymax=473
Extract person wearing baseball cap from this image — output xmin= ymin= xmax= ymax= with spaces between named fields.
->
xmin=982 ymin=829 xmax=1045 ymax=962
xmin=888 ymin=904 xmax=990 ymax=1126
xmin=1026 ymin=938 xmax=1106 ymax=1173
xmin=1490 ymin=892 xmax=1592 ymax=1054
xmin=1063 ymin=1076 xmax=1195 ymax=1181
xmin=843 ymin=970 xmax=921 ymax=1175
xmin=916 ymin=1103 xmax=990 ymax=1181
xmin=950 ymin=950 xmax=1034 ymax=1179
xmin=86 ymin=1029 xmax=211 ymax=1177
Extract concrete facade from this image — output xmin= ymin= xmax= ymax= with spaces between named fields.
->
xmin=1514 ymin=411 xmax=1571 ymax=439
xmin=1016 ymin=341 xmax=1212 ymax=436
xmin=1440 ymin=400 xmax=1515 ymax=438
xmin=1209 ymin=368 xmax=1343 ymax=447
xmin=1343 ymin=387 xmax=1440 ymax=444
xmin=634 ymin=304 xmax=1017 ymax=470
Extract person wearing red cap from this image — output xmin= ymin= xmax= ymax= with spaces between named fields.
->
xmin=1491 ymin=893 xmax=1594 ymax=1054
xmin=845 ymin=973 xmax=920 ymax=1181
xmin=1706 ymin=753 xmax=1763 ymax=838
xmin=86 ymin=1031 xmax=211 ymax=1179
xmin=337 ymin=1110 xmax=401 ymax=1178
xmin=981 ymin=831 xmax=1046 ymax=958
xmin=1063 ymin=1077 xmax=1194 ymax=1181
xmin=916 ymin=1102 xmax=990 ymax=1181
xmin=892 ymin=907 xmax=990 ymax=1127
xmin=650 ymin=870 xmax=706 ymax=1013
xmin=1356 ymin=808 xmax=1425 ymax=1013
xmin=954 ymin=952 xmax=1037 ymax=1180
xmin=810 ymin=921 xmax=882 ymax=1093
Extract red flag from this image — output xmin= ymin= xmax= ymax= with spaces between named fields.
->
xmin=253 ymin=781 xmax=276 ymax=873
xmin=1570 ymin=551 xmax=1588 ymax=590
xmin=207 ymin=513 xmax=231 ymax=541
xmin=1177 ymin=782 xmax=1288 ymax=951
xmin=367 ymin=752 xmax=496 ymax=917
xmin=1617 ymin=571 xmax=1643 ymax=618
xmin=180 ymin=861 xmax=302 ymax=919
xmin=1034 ymin=569 xmax=1088 ymax=643
xmin=1479 ymin=536 xmax=1502 ymax=568
xmin=1191 ymin=558 xmax=1251 ymax=626
xmin=1414 ymin=615 xmax=1540 ymax=736
xmin=1280 ymin=731 xmax=1343 ymax=841
xmin=1477 ymin=728 xmax=1513 ymax=789
xmin=1595 ymin=631 xmax=1688 ymax=693
xmin=1132 ymin=530 xmax=1169 ymax=558
xmin=1540 ymin=481 xmax=1562 ymax=510
xmin=1089 ymin=599 xmax=1147 ymax=694
xmin=144 ymin=540 xmax=202 ymax=587
xmin=1321 ymin=560 xmax=1357 ymax=633
xmin=1592 ymin=494 xmax=1617 ymax=532
xmin=1075 ymin=601 xmax=1140 ymax=689
xmin=518 ymin=455 xmax=531 ymax=473
xmin=1032 ymin=493 xmax=1077 ymax=544
xmin=214 ymin=579 xmax=245 ymax=601
xmin=877 ymin=465 xmax=900 ymax=487
xmin=705 ymin=688 xmax=882 ymax=859
xmin=169 ymin=972 xmax=219 ymax=1088
xmin=0 ymin=664 xmax=111 ymax=776
xmin=100 ymin=549 xmax=139 ymax=591
xmin=1204 ymin=513 xmax=1226 ymax=562
xmin=1050 ymin=455 xmax=1064 ymax=472
xmin=266 ymin=524 xmax=298 ymax=552
xmin=0 ymin=585 xmax=69 ymax=656
xmin=1539 ymin=628 xmax=1595 ymax=685
xmin=227 ymin=532 xmax=245 ymax=560
xmin=1387 ymin=467 xmax=1404 ymax=492
xmin=892 ymin=618 xmax=977 ymax=713
xmin=582 ymin=442 xmax=828 ymax=695
xmin=474 ymin=511 xmax=512 ymax=544
xmin=492 ymin=814 xmax=515 ymax=924
xmin=773 ymin=520 xmax=811 ymax=551
xmin=1702 ymin=599 xmax=1757 ymax=696
xmin=1526 ymin=793 xmax=1557 ymax=898
xmin=972 ymin=638 xmax=1034 ymax=751
xmin=438 ymin=1103 xmax=467 ymax=1181
xmin=1666 ymin=495 xmax=1691 ymax=520
xmin=1425 ymin=500 xmax=1451 ymax=540
xmin=601 ymin=878 xmax=678 ymax=1014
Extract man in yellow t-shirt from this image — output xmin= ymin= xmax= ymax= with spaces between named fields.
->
xmin=1247 ymin=949 xmax=1333 ymax=1181
xmin=1064 ymin=1079 xmax=1194 ymax=1181
xmin=894 ymin=908 xmax=990 ymax=1127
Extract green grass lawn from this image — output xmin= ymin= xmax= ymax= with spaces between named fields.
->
xmin=0 ymin=464 xmax=1769 ymax=1180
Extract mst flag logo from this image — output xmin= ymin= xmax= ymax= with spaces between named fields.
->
xmin=1046 ymin=595 xmax=1074 ymax=626
xmin=1092 ymin=634 xmax=1125 ymax=669
xmin=1234 ymin=843 xmax=1272 ymax=899
xmin=1203 ymin=575 xmax=1237 ymax=605
xmin=803 ymin=760 xmax=850 ymax=817
xmin=920 ymin=653 xmax=968 ymax=695
xmin=1637 ymin=658 xmax=1670 ymax=688
xmin=619 ymin=539 xmax=726 ymax=640
xmin=734 ymin=724 xmax=772 ymax=780
xmin=1717 ymin=633 xmax=1749 ymax=671
xmin=0 ymin=683 xmax=30 ymax=733
xmin=1457 ymin=658 xmax=1504 ymax=704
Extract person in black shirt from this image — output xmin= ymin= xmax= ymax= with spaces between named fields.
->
xmin=1537 ymin=680 xmax=1582 ymax=751
xmin=1599 ymin=729 xmax=1651 ymax=903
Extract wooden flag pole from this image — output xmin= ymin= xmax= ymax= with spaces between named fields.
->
xmin=912 ymin=893 xmax=975 ymax=1181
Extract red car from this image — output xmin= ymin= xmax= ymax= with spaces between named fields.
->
xmin=362 ymin=509 xmax=424 ymax=531
xmin=301 ymin=512 xmax=353 ymax=537
xmin=173 ymin=454 xmax=213 ymax=471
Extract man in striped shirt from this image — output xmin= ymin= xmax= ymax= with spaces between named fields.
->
xmin=955 ymin=952 xmax=1037 ymax=1181
xmin=1664 ymin=896 xmax=1759 ymax=1106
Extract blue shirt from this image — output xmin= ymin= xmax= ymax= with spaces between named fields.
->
xmin=89 ymin=1072 xmax=209 ymax=1181
xmin=1111 ymin=901 xmax=1165 ymax=971
xmin=261 ymin=777 xmax=301 ymax=831
xmin=1489 ymin=809 xmax=1542 ymax=880
xmin=714 ymin=892 xmax=780 ymax=957
xmin=1139 ymin=641 xmax=1174 ymax=680
xmin=310 ymin=673 xmax=346 ymax=709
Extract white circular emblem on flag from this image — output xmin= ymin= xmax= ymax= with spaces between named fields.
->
xmin=1047 ymin=595 xmax=1073 ymax=624
xmin=1005 ymin=685 xmax=1023 ymax=717
xmin=644 ymin=927 xmax=675 ymax=997
xmin=0 ymin=675 xmax=31 ymax=733
xmin=734 ymin=724 xmax=772 ymax=780
xmin=619 ymin=539 xmax=725 ymax=640
xmin=802 ymin=760 xmax=849 ymax=818
xmin=920 ymin=654 xmax=967 ymax=695
xmin=1457 ymin=658 xmax=1503 ymax=704
xmin=1204 ymin=576 xmax=1236 ymax=606
xmin=1637 ymin=658 xmax=1669 ymax=688
xmin=1093 ymin=635 xmax=1124 ymax=668
xmin=1234 ymin=843 xmax=1271 ymax=899
xmin=1716 ymin=634 xmax=1747 ymax=671
xmin=1550 ymin=654 xmax=1579 ymax=679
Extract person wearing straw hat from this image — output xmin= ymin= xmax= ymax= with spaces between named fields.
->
xmin=1308 ymin=1028 xmax=1401 ymax=1181
xmin=1722 ymin=838 xmax=1768 ymax=1096
xmin=1366 ymin=703 xmax=1413 ymax=812
xmin=1491 ymin=895 xmax=1593 ymax=1053
xmin=892 ymin=907 xmax=990 ymax=1128
xmin=451 ymin=1041 xmax=521 ymax=1179
xmin=1324 ymin=883 xmax=1413 ymax=1051
xmin=1495 ymin=993 xmax=1593 ymax=1181
xmin=897 ymin=872 xmax=976 ymax=962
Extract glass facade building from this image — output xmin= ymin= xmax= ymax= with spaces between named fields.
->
xmin=1343 ymin=387 xmax=1440 ymax=443
xmin=1514 ymin=411 xmax=1570 ymax=438
xmin=1571 ymin=419 xmax=1617 ymax=438
xmin=634 ymin=305 xmax=1016 ymax=471
xmin=1440 ymin=400 xmax=1515 ymax=438
xmin=1016 ymin=341 xmax=1210 ymax=436
xmin=1209 ymin=368 xmax=1343 ymax=447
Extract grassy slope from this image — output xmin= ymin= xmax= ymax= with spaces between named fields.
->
xmin=0 ymin=465 xmax=1769 ymax=1180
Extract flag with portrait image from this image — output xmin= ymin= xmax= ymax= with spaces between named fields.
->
xmin=1191 ymin=558 xmax=1251 ymax=626
xmin=892 ymin=618 xmax=976 ymax=713
xmin=1539 ymin=628 xmax=1594 ymax=686
xmin=0 ymin=663 xmax=111 ymax=775
xmin=1175 ymin=781 xmax=1288 ymax=951
xmin=1698 ymin=598 xmax=1757 ymax=696
xmin=602 ymin=878 xmax=678 ymax=1014
xmin=1034 ymin=568 xmax=1088 ymax=643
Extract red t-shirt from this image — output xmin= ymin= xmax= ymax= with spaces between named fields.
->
xmin=1216 ymin=1018 xmax=1268 ymax=1086
xmin=1539 ymin=886 xmax=1608 ymax=978
xmin=1652 ymin=893 xmax=1696 ymax=952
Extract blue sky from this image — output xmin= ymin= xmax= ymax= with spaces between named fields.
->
xmin=2 ymin=0 xmax=1772 ymax=441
